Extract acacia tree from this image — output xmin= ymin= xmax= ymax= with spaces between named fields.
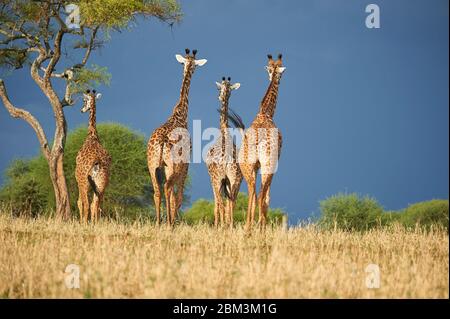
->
xmin=0 ymin=0 xmax=181 ymax=219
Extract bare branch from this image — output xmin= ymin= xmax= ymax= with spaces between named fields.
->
xmin=40 ymin=66 xmax=65 ymax=78
xmin=81 ymin=26 xmax=98 ymax=66
xmin=0 ymin=79 xmax=50 ymax=159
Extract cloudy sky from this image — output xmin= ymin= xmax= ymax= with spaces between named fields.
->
xmin=0 ymin=0 xmax=448 ymax=223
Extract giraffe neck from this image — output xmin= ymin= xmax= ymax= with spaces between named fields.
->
xmin=258 ymin=77 xmax=280 ymax=118
xmin=219 ymin=95 xmax=230 ymax=132
xmin=88 ymin=103 xmax=98 ymax=138
xmin=170 ymin=69 xmax=193 ymax=128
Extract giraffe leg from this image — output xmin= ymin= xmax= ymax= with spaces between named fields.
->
xmin=164 ymin=176 xmax=178 ymax=227
xmin=172 ymin=168 xmax=187 ymax=224
xmin=163 ymin=182 xmax=172 ymax=227
xmin=170 ymin=188 xmax=177 ymax=225
xmin=77 ymin=191 xmax=83 ymax=222
xmin=246 ymin=179 xmax=256 ymax=231
xmin=81 ymin=187 xmax=89 ymax=224
xmin=212 ymin=185 xmax=224 ymax=228
xmin=90 ymin=193 xmax=100 ymax=224
xmin=224 ymin=199 xmax=230 ymax=226
xmin=219 ymin=194 xmax=225 ymax=227
xmin=230 ymin=179 xmax=242 ymax=229
xmin=164 ymin=165 xmax=175 ymax=227
xmin=89 ymin=171 xmax=108 ymax=224
xmin=150 ymin=169 xmax=162 ymax=226
xmin=258 ymin=174 xmax=273 ymax=230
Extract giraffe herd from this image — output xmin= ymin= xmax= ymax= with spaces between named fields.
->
xmin=75 ymin=49 xmax=286 ymax=231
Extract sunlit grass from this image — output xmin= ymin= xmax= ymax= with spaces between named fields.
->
xmin=0 ymin=213 xmax=448 ymax=298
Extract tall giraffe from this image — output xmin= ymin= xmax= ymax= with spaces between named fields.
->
xmin=206 ymin=77 xmax=242 ymax=228
xmin=147 ymin=49 xmax=207 ymax=226
xmin=239 ymin=54 xmax=286 ymax=230
xmin=75 ymin=89 xmax=111 ymax=223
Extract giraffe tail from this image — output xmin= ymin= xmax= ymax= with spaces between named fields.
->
xmin=88 ymin=162 xmax=100 ymax=196
xmin=226 ymin=108 xmax=245 ymax=137
xmin=155 ymin=167 xmax=164 ymax=186
xmin=220 ymin=177 xmax=232 ymax=200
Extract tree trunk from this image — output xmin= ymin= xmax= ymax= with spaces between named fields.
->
xmin=49 ymin=151 xmax=71 ymax=220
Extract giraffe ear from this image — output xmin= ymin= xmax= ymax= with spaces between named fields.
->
xmin=95 ymin=93 xmax=102 ymax=100
xmin=175 ymin=54 xmax=186 ymax=64
xmin=277 ymin=67 xmax=286 ymax=74
xmin=194 ymin=59 xmax=207 ymax=66
xmin=215 ymin=81 xmax=222 ymax=89
xmin=231 ymin=83 xmax=241 ymax=90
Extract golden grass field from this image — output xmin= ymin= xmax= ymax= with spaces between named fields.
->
xmin=0 ymin=213 xmax=448 ymax=298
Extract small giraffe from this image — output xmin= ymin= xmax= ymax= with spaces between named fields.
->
xmin=206 ymin=76 xmax=242 ymax=228
xmin=75 ymin=89 xmax=111 ymax=223
xmin=239 ymin=54 xmax=286 ymax=230
xmin=147 ymin=49 xmax=207 ymax=226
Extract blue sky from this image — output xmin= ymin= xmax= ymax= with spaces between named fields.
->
xmin=0 ymin=0 xmax=448 ymax=223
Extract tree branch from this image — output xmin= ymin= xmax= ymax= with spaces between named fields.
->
xmin=0 ymin=79 xmax=50 ymax=159
xmin=44 ymin=28 xmax=63 ymax=82
xmin=81 ymin=27 xmax=98 ymax=66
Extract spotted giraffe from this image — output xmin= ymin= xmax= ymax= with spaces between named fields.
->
xmin=206 ymin=77 xmax=242 ymax=228
xmin=147 ymin=49 xmax=207 ymax=226
xmin=239 ymin=54 xmax=286 ymax=230
xmin=75 ymin=90 xmax=111 ymax=223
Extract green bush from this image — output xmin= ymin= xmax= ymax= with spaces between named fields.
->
xmin=318 ymin=193 xmax=385 ymax=231
xmin=318 ymin=192 xmax=449 ymax=232
xmin=0 ymin=123 xmax=157 ymax=220
xmin=0 ymin=160 xmax=47 ymax=217
xmin=182 ymin=192 xmax=286 ymax=226
xmin=399 ymin=200 xmax=449 ymax=231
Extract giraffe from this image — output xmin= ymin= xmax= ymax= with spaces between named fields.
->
xmin=75 ymin=89 xmax=111 ymax=223
xmin=239 ymin=54 xmax=286 ymax=231
xmin=147 ymin=48 xmax=207 ymax=226
xmin=206 ymin=76 xmax=242 ymax=228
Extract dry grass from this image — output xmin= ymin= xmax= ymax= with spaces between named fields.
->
xmin=0 ymin=213 xmax=448 ymax=298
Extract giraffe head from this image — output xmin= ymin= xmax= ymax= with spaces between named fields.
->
xmin=265 ymin=53 xmax=286 ymax=81
xmin=81 ymin=89 xmax=102 ymax=113
xmin=175 ymin=48 xmax=207 ymax=76
xmin=215 ymin=76 xmax=240 ymax=102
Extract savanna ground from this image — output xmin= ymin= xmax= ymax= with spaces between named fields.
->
xmin=0 ymin=213 xmax=448 ymax=298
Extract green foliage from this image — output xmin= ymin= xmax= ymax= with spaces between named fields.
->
xmin=318 ymin=193 xmax=449 ymax=232
xmin=0 ymin=123 xmax=154 ymax=219
xmin=318 ymin=193 xmax=385 ymax=231
xmin=78 ymin=0 xmax=182 ymax=29
xmin=69 ymin=64 xmax=111 ymax=95
xmin=0 ymin=160 xmax=47 ymax=216
xmin=183 ymin=192 xmax=287 ymax=226
xmin=1 ymin=0 xmax=182 ymax=70
xmin=399 ymin=200 xmax=449 ymax=231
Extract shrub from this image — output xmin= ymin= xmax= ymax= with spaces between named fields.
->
xmin=182 ymin=192 xmax=286 ymax=226
xmin=399 ymin=200 xmax=449 ymax=231
xmin=318 ymin=193 xmax=384 ymax=231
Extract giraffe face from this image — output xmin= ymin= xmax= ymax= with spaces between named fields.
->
xmin=265 ymin=54 xmax=286 ymax=81
xmin=175 ymin=48 xmax=207 ymax=76
xmin=215 ymin=77 xmax=240 ymax=102
xmin=81 ymin=90 xmax=102 ymax=113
